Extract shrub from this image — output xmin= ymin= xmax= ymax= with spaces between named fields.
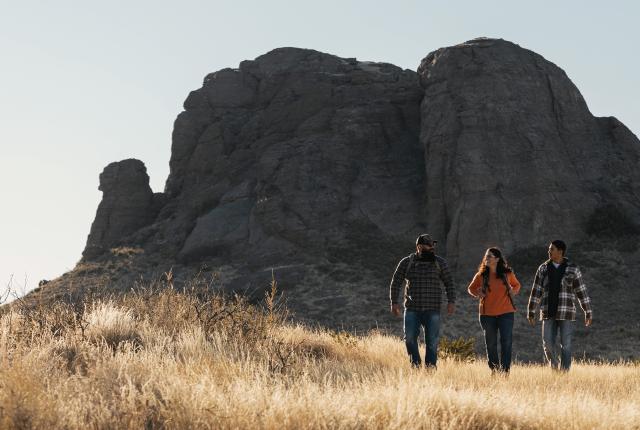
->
xmin=328 ymin=330 xmax=358 ymax=349
xmin=110 ymin=247 xmax=144 ymax=257
xmin=85 ymin=302 xmax=142 ymax=351
xmin=438 ymin=336 xmax=476 ymax=362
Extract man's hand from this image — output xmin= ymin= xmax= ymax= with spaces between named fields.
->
xmin=585 ymin=316 xmax=593 ymax=327
xmin=391 ymin=303 xmax=401 ymax=317
xmin=447 ymin=303 xmax=455 ymax=316
xmin=527 ymin=317 xmax=536 ymax=327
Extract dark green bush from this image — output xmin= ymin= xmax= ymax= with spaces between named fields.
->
xmin=438 ymin=336 xmax=476 ymax=362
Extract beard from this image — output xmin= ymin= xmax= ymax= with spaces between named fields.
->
xmin=418 ymin=249 xmax=436 ymax=261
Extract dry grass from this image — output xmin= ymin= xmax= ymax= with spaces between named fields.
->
xmin=0 ymin=282 xmax=638 ymax=430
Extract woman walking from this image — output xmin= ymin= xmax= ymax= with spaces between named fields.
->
xmin=468 ymin=247 xmax=521 ymax=374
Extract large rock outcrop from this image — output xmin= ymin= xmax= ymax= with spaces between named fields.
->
xmin=418 ymin=38 xmax=640 ymax=270
xmin=82 ymin=41 xmax=640 ymax=277
xmin=146 ymin=48 xmax=425 ymax=269
xmin=55 ymin=39 xmax=640 ymax=361
xmin=83 ymin=159 xmax=160 ymax=259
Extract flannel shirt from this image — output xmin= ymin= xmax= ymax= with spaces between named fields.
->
xmin=389 ymin=253 xmax=456 ymax=311
xmin=527 ymin=258 xmax=592 ymax=321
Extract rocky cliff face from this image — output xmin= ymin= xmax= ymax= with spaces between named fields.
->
xmin=163 ymin=48 xmax=425 ymax=267
xmin=82 ymin=39 xmax=640 ymax=274
xmin=38 ymin=38 xmax=640 ymax=360
xmin=417 ymin=38 xmax=640 ymax=269
xmin=83 ymin=48 xmax=426 ymax=280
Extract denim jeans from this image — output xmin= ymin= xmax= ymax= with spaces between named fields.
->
xmin=479 ymin=312 xmax=514 ymax=373
xmin=404 ymin=310 xmax=441 ymax=368
xmin=542 ymin=319 xmax=574 ymax=370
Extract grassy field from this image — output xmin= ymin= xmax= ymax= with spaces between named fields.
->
xmin=0 ymin=282 xmax=638 ymax=429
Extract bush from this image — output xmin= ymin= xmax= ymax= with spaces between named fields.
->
xmin=438 ymin=336 xmax=476 ymax=362
xmin=85 ymin=302 xmax=142 ymax=351
xmin=328 ymin=329 xmax=358 ymax=349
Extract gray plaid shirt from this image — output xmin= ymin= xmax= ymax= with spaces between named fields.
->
xmin=527 ymin=258 xmax=593 ymax=321
xmin=389 ymin=254 xmax=456 ymax=311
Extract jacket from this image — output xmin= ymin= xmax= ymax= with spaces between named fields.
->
xmin=389 ymin=253 xmax=456 ymax=311
xmin=527 ymin=258 xmax=592 ymax=321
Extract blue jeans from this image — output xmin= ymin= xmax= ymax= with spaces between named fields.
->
xmin=542 ymin=319 xmax=574 ymax=370
xmin=404 ymin=310 xmax=441 ymax=367
xmin=479 ymin=312 xmax=514 ymax=373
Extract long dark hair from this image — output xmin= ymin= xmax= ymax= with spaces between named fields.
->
xmin=478 ymin=247 xmax=513 ymax=278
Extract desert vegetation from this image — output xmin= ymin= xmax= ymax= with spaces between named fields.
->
xmin=0 ymin=275 xmax=638 ymax=429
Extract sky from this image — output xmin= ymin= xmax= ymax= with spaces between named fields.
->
xmin=1 ymin=0 xmax=638 ymax=298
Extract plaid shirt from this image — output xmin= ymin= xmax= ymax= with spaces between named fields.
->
xmin=389 ymin=254 xmax=456 ymax=311
xmin=527 ymin=258 xmax=592 ymax=321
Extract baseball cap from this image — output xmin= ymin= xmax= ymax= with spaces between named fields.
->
xmin=416 ymin=234 xmax=437 ymax=246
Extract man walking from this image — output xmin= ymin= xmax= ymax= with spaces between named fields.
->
xmin=527 ymin=240 xmax=593 ymax=371
xmin=389 ymin=234 xmax=456 ymax=368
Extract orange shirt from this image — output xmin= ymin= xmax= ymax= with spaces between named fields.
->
xmin=467 ymin=271 xmax=521 ymax=316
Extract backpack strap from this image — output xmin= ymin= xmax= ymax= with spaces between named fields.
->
xmin=404 ymin=253 xmax=416 ymax=280
xmin=501 ymin=272 xmax=517 ymax=310
xmin=434 ymin=258 xmax=443 ymax=276
xmin=482 ymin=270 xmax=516 ymax=310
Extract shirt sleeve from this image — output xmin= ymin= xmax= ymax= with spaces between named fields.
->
xmin=467 ymin=272 xmax=483 ymax=297
xmin=389 ymin=257 xmax=409 ymax=305
xmin=507 ymin=271 xmax=521 ymax=295
xmin=438 ymin=258 xmax=456 ymax=304
xmin=527 ymin=265 xmax=544 ymax=319
xmin=572 ymin=267 xmax=592 ymax=318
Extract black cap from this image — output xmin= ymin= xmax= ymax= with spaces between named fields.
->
xmin=416 ymin=234 xmax=437 ymax=246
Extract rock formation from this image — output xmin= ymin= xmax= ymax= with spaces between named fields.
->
xmin=81 ymin=40 xmax=640 ymax=274
xmin=37 ymin=38 xmax=638 ymax=361
xmin=109 ymin=48 xmax=426 ymax=276
xmin=83 ymin=159 xmax=161 ymax=259
xmin=417 ymin=38 xmax=640 ymax=269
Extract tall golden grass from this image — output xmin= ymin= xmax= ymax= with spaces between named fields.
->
xmin=0 ymin=283 xmax=637 ymax=429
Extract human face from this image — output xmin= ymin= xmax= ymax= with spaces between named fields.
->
xmin=548 ymin=244 xmax=564 ymax=262
xmin=484 ymin=251 xmax=498 ymax=268
xmin=417 ymin=243 xmax=435 ymax=254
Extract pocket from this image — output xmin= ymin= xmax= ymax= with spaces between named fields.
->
xmin=561 ymin=275 xmax=574 ymax=288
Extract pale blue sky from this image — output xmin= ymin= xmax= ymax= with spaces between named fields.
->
xmin=1 ymin=0 xmax=638 ymax=296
